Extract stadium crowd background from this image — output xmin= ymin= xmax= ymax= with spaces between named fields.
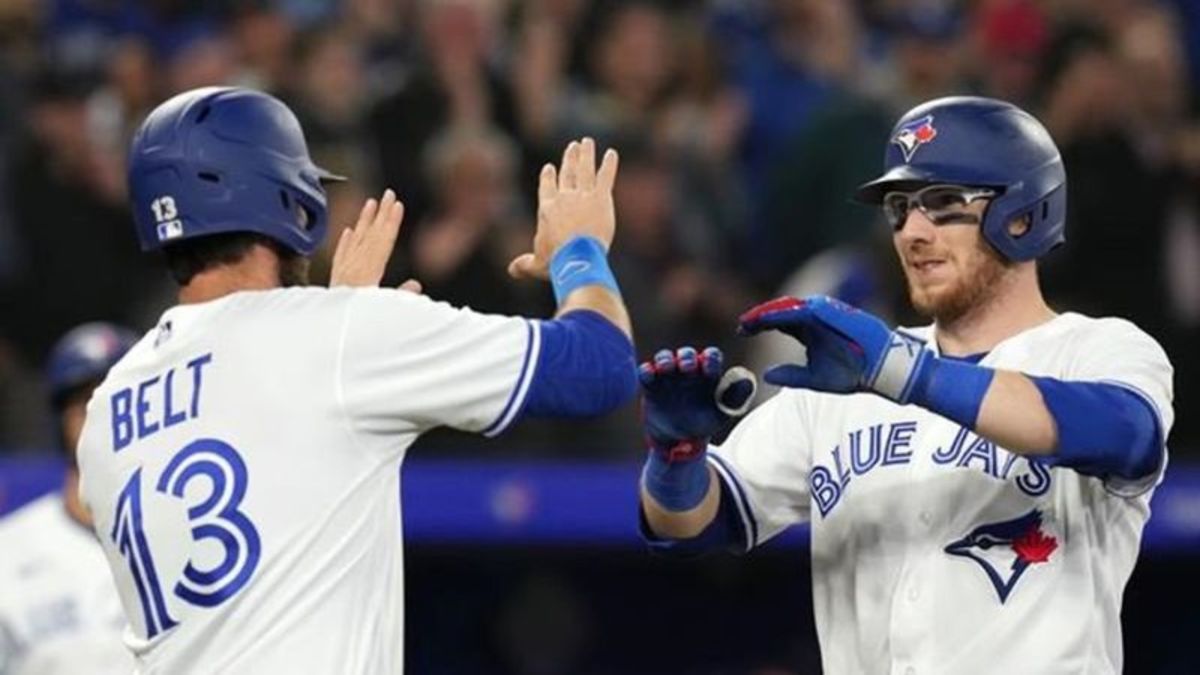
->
xmin=1 ymin=1 xmax=1199 ymax=673
xmin=2 ymin=0 xmax=1200 ymax=456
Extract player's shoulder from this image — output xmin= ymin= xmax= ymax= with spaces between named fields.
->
xmin=127 ymin=287 xmax=435 ymax=355
xmin=221 ymin=286 xmax=441 ymax=321
xmin=1046 ymin=312 xmax=1167 ymax=354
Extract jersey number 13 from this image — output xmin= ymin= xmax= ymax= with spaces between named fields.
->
xmin=111 ymin=438 xmax=261 ymax=638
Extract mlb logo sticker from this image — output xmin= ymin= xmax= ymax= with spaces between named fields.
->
xmin=893 ymin=115 xmax=938 ymax=162
xmin=157 ymin=220 xmax=184 ymax=241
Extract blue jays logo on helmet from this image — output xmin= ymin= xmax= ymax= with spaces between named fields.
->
xmin=892 ymin=115 xmax=938 ymax=162
xmin=47 ymin=322 xmax=139 ymax=406
xmin=944 ymin=509 xmax=1058 ymax=604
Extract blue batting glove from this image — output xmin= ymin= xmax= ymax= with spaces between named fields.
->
xmin=639 ymin=346 xmax=757 ymax=512
xmin=639 ymin=346 xmax=756 ymax=461
xmin=738 ymin=295 xmax=933 ymax=403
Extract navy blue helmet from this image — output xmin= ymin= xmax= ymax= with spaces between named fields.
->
xmin=856 ymin=96 xmax=1066 ymax=262
xmin=127 ymin=87 xmax=344 ymax=255
xmin=47 ymin=323 xmax=139 ymax=407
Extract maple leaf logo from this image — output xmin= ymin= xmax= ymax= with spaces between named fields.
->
xmin=1012 ymin=526 xmax=1058 ymax=564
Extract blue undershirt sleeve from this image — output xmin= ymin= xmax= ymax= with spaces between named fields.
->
xmin=518 ymin=310 xmax=637 ymax=420
xmin=1031 ymin=377 xmax=1163 ymax=481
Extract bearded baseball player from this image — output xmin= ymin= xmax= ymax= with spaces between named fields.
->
xmin=638 ymin=96 xmax=1172 ymax=674
xmin=75 ymin=87 xmax=636 ymax=674
xmin=0 ymin=324 xmax=138 ymax=675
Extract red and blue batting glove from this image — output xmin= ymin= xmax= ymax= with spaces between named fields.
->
xmin=738 ymin=295 xmax=995 ymax=426
xmin=640 ymin=346 xmax=756 ymax=511
xmin=738 ymin=295 xmax=933 ymax=403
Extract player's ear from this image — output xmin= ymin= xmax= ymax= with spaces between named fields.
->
xmin=1007 ymin=215 xmax=1032 ymax=238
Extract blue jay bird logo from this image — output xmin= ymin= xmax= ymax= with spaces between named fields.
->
xmin=944 ymin=509 xmax=1058 ymax=604
xmin=893 ymin=115 xmax=938 ymax=162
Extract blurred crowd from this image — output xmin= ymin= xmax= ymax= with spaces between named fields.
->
xmin=2 ymin=0 xmax=1199 ymax=455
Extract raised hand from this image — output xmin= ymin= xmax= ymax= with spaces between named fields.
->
xmin=738 ymin=295 xmax=931 ymax=403
xmin=508 ymin=137 xmax=619 ymax=281
xmin=330 ymin=189 xmax=419 ymax=291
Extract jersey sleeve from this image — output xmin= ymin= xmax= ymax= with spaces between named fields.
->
xmin=708 ymin=389 xmax=816 ymax=550
xmin=337 ymin=288 xmax=540 ymax=436
xmin=1063 ymin=318 xmax=1175 ymax=496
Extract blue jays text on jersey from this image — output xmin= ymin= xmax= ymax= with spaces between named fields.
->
xmin=110 ymin=352 xmax=212 ymax=451
xmin=809 ymin=421 xmax=1053 ymax=517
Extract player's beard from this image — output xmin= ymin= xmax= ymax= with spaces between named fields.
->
xmin=906 ymin=236 xmax=1012 ymax=325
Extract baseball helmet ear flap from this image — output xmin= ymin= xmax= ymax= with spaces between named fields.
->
xmin=979 ymin=163 xmax=1067 ymax=262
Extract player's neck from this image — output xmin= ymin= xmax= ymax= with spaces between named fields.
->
xmin=934 ymin=267 xmax=1055 ymax=357
xmin=62 ymin=468 xmax=93 ymax=529
xmin=178 ymin=248 xmax=282 ymax=305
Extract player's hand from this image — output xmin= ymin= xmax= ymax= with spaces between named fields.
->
xmin=331 ymin=189 xmax=409 ymax=288
xmin=508 ymin=137 xmax=619 ymax=281
xmin=640 ymin=346 xmax=756 ymax=461
xmin=738 ymin=295 xmax=930 ymax=402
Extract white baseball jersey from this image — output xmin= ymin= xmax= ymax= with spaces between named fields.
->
xmin=708 ymin=313 xmax=1172 ymax=675
xmin=76 ymin=287 xmax=540 ymax=674
xmin=0 ymin=493 xmax=133 ymax=675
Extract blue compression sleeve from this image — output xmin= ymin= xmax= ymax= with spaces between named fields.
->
xmin=1031 ymin=378 xmax=1162 ymax=480
xmin=520 ymin=310 xmax=637 ymax=419
xmin=639 ymin=473 xmax=748 ymax=558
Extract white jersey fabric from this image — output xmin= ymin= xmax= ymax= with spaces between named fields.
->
xmin=76 ymin=287 xmax=540 ymax=674
xmin=0 ymin=493 xmax=132 ymax=675
xmin=708 ymin=313 xmax=1172 ymax=675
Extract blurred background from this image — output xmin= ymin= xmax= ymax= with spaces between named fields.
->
xmin=1 ymin=0 xmax=1199 ymax=673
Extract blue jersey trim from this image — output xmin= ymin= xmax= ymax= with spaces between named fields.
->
xmin=707 ymin=453 xmax=759 ymax=551
xmin=482 ymin=320 xmax=542 ymax=437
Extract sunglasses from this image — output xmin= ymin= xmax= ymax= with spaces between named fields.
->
xmin=882 ymin=184 xmax=997 ymax=230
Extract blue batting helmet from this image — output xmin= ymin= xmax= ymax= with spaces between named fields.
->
xmin=855 ymin=96 xmax=1066 ymax=262
xmin=127 ymin=87 xmax=345 ymax=255
xmin=47 ymin=323 xmax=139 ymax=407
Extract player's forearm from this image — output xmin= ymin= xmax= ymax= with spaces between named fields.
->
xmin=557 ymin=285 xmax=632 ymax=339
xmin=974 ymin=370 xmax=1057 ymax=454
xmin=640 ymin=466 xmax=721 ymax=539
xmin=913 ymin=361 xmax=1161 ymax=478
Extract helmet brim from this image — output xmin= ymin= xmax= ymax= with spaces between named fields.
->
xmin=854 ymin=165 xmax=945 ymax=204
xmin=854 ymin=163 xmax=1008 ymax=204
xmin=316 ymin=166 xmax=348 ymax=183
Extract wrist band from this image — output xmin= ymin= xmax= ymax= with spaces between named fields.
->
xmin=909 ymin=357 xmax=996 ymax=429
xmin=549 ymin=236 xmax=620 ymax=305
xmin=642 ymin=445 xmax=711 ymax=512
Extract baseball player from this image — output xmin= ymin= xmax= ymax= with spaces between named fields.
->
xmin=74 ymin=87 xmax=636 ymax=674
xmin=637 ymin=97 xmax=1172 ymax=674
xmin=0 ymin=323 xmax=137 ymax=675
